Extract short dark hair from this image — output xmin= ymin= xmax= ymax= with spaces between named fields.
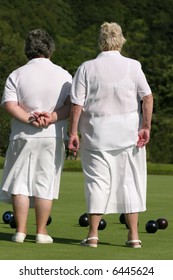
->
xmin=24 ymin=29 xmax=55 ymax=59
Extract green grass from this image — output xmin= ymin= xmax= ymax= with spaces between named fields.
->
xmin=0 ymin=170 xmax=173 ymax=260
xmin=147 ymin=162 xmax=173 ymax=175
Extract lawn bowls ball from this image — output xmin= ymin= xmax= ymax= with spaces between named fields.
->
xmin=98 ymin=218 xmax=107 ymax=230
xmin=9 ymin=216 xmax=17 ymax=228
xmin=79 ymin=213 xmax=89 ymax=227
xmin=145 ymin=220 xmax=158 ymax=233
xmin=119 ymin=213 xmax=126 ymax=224
xmin=156 ymin=218 xmax=168 ymax=229
xmin=46 ymin=215 xmax=52 ymax=226
xmin=2 ymin=211 xmax=14 ymax=224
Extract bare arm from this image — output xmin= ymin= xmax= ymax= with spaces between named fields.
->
xmin=34 ymin=96 xmax=72 ymax=126
xmin=137 ymin=94 xmax=153 ymax=147
xmin=51 ymin=95 xmax=71 ymax=122
xmin=68 ymin=103 xmax=83 ymax=153
xmin=141 ymin=94 xmax=153 ymax=131
xmin=4 ymin=101 xmax=30 ymax=122
xmin=3 ymin=101 xmax=39 ymax=126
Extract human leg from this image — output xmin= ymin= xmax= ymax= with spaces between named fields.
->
xmin=34 ymin=197 xmax=53 ymax=243
xmin=121 ymin=147 xmax=146 ymax=248
xmin=80 ymin=149 xmax=111 ymax=247
xmin=88 ymin=214 xmax=102 ymax=237
xmin=12 ymin=194 xmax=29 ymax=234
xmin=81 ymin=214 xmax=102 ymax=247
xmin=34 ymin=197 xmax=52 ymax=235
xmin=11 ymin=194 xmax=29 ymax=242
xmin=125 ymin=212 xmax=141 ymax=248
xmin=32 ymin=139 xmax=64 ymax=243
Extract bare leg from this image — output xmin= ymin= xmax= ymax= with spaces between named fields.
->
xmin=86 ymin=214 xmax=102 ymax=244
xmin=12 ymin=194 xmax=29 ymax=234
xmin=125 ymin=212 xmax=140 ymax=244
xmin=34 ymin=197 xmax=52 ymax=235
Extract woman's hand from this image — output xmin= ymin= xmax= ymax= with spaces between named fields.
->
xmin=33 ymin=112 xmax=53 ymax=127
xmin=137 ymin=128 xmax=150 ymax=148
xmin=68 ymin=134 xmax=80 ymax=157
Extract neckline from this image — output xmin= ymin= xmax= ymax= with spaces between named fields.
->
xmin=97 ymin=51 xmax=121 ymax=58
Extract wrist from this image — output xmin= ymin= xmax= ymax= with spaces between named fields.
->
xmin=142 ymin=127 xmax=151 ymax=131
xmin=69 ymin=132 xmax=78 ymax=137
xmin=28 ymin=113 xmax=37 ymax=124
xmin=51 ymin=112 xmax=58 ymax=123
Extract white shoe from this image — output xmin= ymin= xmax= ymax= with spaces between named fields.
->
xmin=11 ymin=232 xmax=26 ymax=243
xmin=36 ymin=234 xmax=53 ymax=244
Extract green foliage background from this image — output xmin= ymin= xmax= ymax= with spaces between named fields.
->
xmin=0 ymin=0 xmax=173 ymax=163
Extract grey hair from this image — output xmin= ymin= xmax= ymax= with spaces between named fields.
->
xmin=24 ymin=29 xmax=55 ymax=59
xmin=98 ymin=22 xmax=126 ymax=52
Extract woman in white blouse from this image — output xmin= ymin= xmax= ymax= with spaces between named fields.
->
xmin=0 ymin=29 xmax=72 ymax=243
xmin=69 ymin=22 xmax=153 ymax=248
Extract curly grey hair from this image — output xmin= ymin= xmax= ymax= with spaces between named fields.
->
xmin=98 ymin=22 xmax=126 ymax=52
xmin=24 ymin=29 xmax=55 ymax=59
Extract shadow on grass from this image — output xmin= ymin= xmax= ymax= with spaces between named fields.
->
xmin=0 ymin=231 xmax=81 ymax=245
xmin=0 ymin=231 xmax=126 ymax=248
xmin=0 ymin=232 xmax=14 ymax=241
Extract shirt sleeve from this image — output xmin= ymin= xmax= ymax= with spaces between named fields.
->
xmin=1 ymin=72 xmax=18 ymax=105
xmin=61 ymin=73 xmax=72 ymax=100
xmin=70 ymin=64 xmax=86 ymax=106
xmin=137 ymin=65 xmax=152 ymax=99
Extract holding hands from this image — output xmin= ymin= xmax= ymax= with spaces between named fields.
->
xmin=29 ymin=112 xmax=53 ymax=127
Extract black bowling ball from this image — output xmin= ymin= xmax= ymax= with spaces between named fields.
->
xmin=9 ymin=216 xmax=17 ymax=228
xmin=98 ymin=218 xmax=107 ymax=230
xmin=2 ymin=211 xmax=14 ymax=224
xmin=156 ymin=218 xmax=168 ymax=229
xmin=79 ymin=213 xmax=89 ymax=227
xmin=145 ymin=220 xmax=158 ymax=233
xmin=119 ymin=213 xmax=126 ymax=224
xmin=46 ymin=215 xmax=52 ymax=226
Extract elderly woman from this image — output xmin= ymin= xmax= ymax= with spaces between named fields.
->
xmin=69 ymin=22 xmax=153 ymax=248
xmin=0 ymin=29 xmax=72 ymax=243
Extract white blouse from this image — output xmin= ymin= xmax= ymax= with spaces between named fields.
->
xmin=71 ymin=51 xmax=152 ymax=150
xmin=1 ymin=58 xmax=72 ymax=140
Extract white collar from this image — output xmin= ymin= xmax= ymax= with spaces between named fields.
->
xmin=97 ymin=50 xmax=121 ymax=58
xmin=27 ymin=58 xmax=51 ymax=64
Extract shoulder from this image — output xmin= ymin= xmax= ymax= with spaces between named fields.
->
xmin=76 ymin=58 xmax=98 ymax=74
xmin=5 ymin=66 xmax=22 ymax=83
xmin=122 ymin=55 xmax=141 ymax=68
xmin=9 ymin=63 xmax=27 ymax=76
xmin=51 ymin=62 xmax=72 ymax=79
xmin=7 ymin=62 xmax=33 ymax=81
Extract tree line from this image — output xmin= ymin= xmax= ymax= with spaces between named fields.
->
xmin=0 ymin=0 xmax=173 ymax=163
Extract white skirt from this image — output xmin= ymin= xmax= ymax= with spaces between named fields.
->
xmin=81 ymin=145 xmax=147 ymax=214
xmin=0 ymin=138 xmax=65 ymax=206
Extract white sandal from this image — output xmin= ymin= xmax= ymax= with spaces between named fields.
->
xmin=126 ymin=239 xmax=142 ymax=248
xmin=81 ymin=237 xmax=99 ymax=248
